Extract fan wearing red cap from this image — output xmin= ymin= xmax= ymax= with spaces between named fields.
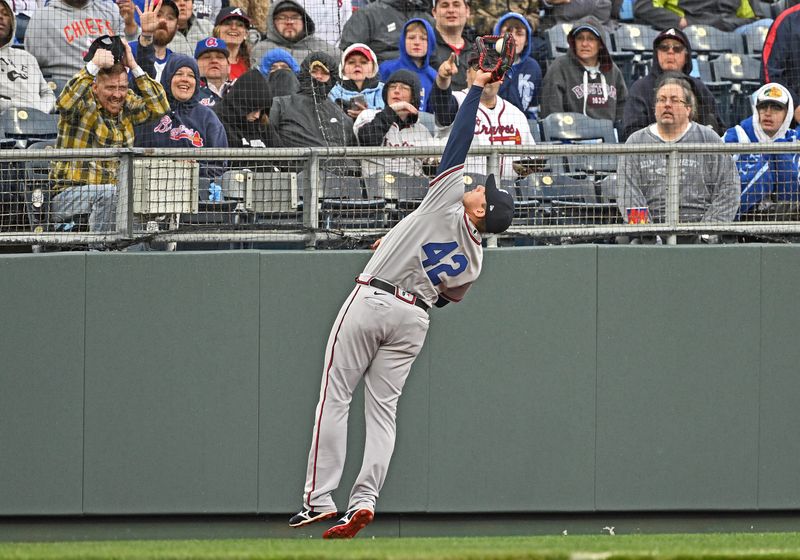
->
xmin=329 ymin=43 xmax=385 ymax=120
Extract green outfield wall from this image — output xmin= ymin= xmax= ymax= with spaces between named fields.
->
xmin=1 ymin=246 xmax=798 ymax=516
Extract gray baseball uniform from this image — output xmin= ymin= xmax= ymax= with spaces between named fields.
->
xmin=299 ymin=85 xmax=489 ymax=516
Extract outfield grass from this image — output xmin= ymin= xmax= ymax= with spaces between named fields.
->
xmin=2 ymin=533 xmax=800 ymax=560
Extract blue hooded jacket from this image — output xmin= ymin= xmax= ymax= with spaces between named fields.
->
xmin=259 ymin=48 xmax=301 ymax=76
xmin=493 ymin=13 xmax=543 ymax=120
xmin=136 ymin=54 xmax=228 ymax=178
xmin=724 ymin=116 xmax=800 ymax=216
xmin=378 ymin=17 xmax=437 ymax=112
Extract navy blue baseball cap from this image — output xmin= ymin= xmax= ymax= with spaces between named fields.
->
xmin=195 ymin=36 xmax=229 ymax=59
xmin=483 ymin=174 xmax=514 ymax=233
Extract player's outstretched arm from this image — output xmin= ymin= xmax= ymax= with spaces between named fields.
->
xmin=436 ymin=69 xmax=496 ymax=175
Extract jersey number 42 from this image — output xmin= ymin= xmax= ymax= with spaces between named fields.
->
xmin=422 ymin=241 xmax=467 ymax=286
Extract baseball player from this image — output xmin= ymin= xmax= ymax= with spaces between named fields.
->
xmin=288 ymin=64 xmax=515 ymax=540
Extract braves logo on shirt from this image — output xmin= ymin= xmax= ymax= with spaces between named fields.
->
xmin=153 ymin=115 xmax=204 ymax=147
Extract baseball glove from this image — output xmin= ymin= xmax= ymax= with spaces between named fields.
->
xmin=475 ymin=33 xmax=516 ymax=83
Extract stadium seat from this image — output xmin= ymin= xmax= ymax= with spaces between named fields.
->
xmin=0 ymin=107 xmax=58 ymax=148
xmin=316 ymin=174 xmax=386 ymax=230
xmin=712 ymin=53 xmax=762 ymax=126
xmin=518 ymin=170 xmax=619 ymax=226
xmin=417 ymin=111 xmax=436 ymax=135
xmin=540 ymin=112 xmax=618 ymax=181
xmin=365 ymin=172 xmax=428 ymax=224
xmin=528 ymin=119 xmax=542 ymax=143
xmin=545 ymin=23 xmax=573 ymax=60
xmin=611 ymin=23 xmax=659 ymax=83
xmin=682 ymin=25 xmax=744 ymax=60
xmin=742 ymin=23 xmax=770 ymax=55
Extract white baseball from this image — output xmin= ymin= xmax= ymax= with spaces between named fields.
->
xmin=495 ymin=38 xmax=504 ymax=53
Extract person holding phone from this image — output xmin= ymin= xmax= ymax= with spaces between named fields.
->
xmin=328 ymin=42 xmax=384 ymax=120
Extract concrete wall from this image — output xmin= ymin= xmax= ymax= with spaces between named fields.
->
xmin=1 ymin=246 xmax=797 ymax=515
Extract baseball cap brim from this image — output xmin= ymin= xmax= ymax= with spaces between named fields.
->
xmin=483 ymin=174 xmax=514 ymax=234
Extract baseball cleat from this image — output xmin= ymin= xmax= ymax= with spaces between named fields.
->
xmin=288 ymin=508 xmax=337 ymax=528
xmin=322 ymin=507 xmax=374 ymax=539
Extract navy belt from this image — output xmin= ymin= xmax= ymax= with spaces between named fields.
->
xmin=356 ymin=276 xmax=430 ymax=311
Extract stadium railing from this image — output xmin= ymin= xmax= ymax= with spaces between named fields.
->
xmin=1 ymin=142 xmax=799 ymax=250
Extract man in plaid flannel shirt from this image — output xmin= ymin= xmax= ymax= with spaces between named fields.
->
xmin=50 ymin=37 xmax=169 ymax=233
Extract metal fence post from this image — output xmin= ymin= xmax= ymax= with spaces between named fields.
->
xmin=303 ymin=150 xmax=319 ymax=249
xmin=116 ymin=150 xmax=134 ymax=241
xmin=486 ymin=149 xmax=501 ymax=248
xmin=665 ymin=148 xmax=680 ymax=245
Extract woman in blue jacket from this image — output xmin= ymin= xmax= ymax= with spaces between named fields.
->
xmin=136 ymin=54 xmax=229 ymax=179
xmin=723 ymin=82 xmax=800 ymax=220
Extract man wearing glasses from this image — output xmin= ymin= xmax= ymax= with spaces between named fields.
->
xmin=616 ymin=74 xmax=738 ymax=240
xmin=250 ymin=0 xmax=338 ymax=69
xmin=622 ymin=27 xmax=722 ymax=141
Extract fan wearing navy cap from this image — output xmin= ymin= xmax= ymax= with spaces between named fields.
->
xmin=288 ymin=64 xmax=515 ymax=540
xmin=194 ymin=36 xmax=232 ymax=105
xmin=212 ymin=6 xmax=250 ymax=80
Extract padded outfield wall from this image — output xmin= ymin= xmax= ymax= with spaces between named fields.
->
xmin=1 ymin=246 xmax=799 ymax=516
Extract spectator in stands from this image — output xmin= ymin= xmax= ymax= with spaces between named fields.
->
xmin=213 ymin=7 xmax=251 ymax=80
xmin=169 ymin=0 xmax=213 ymax=56
xmin=493 ymin=12 xmax=542 ymax=120
xmin=540 ymin=0 xmax=620 ymax=30
xmin=0 ymin=0 xmax=55 ymax=113
xmin=136 ymin=54 xmax=227 ymax=179
xmin=379 ymin=18 xmax=438 ymax=111
xmin=616 ymin=76 xmax=739 ymax=232
xmin=213 ymin=68 xmax=272 ymax=149
xmin=195 ymin=37 xmax=232 ymax=105
xmin=633 ymin=0 xmax=772 ymax=32
xmin=429 ymin=47 xmax=536 ymax=179
xmin=130 ymin=0 xmax=179 ymax=82
xmin=329 ymin=43 xmax=385 ymax=121
xmin=431 ymin=0 xmax=472 ymax=91
xmin=250 ymin=0 xmax=339 ymax=72
xmin=622 ymin=28 xmax=722 ymax=141
xmin=724 ymin=83 xmax=800 ymax=220
xmin=303 ymin=0 xmax=352 ymax=47
xmin=354 ymin=68 xmax=433 ymax=179
xmin=762 ymin=3 xmax=800 ymax=124
xmin=540 ymin=17 xmax=627 ymax=130
xmin=49 ymin=37 xmax=169 ymax=233
xmin=269 ymin=51 xmax=357 ymax=173
xmin=340 ymin=0 xmax=433 ymax=63
xmin=25 ymin=0 xmax=139 ymax=87
xmin=228 ymin=0 xmax=268 ymax=36
xmin=259 ymin=47 xmax=300 ymax=76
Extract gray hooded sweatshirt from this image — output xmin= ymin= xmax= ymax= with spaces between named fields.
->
xmin=0 ymin=0 xmax=55 ymax=113
xmin=250 ymin=0 xmax=339 ymax=68
xmin=25 ymin=0 xmax=138 ymax=85
xmin=617 ymin=121 xmax=739 ymax=223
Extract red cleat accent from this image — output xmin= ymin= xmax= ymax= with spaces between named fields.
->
xmin=322 ymin=508 xmax=374 ymax=539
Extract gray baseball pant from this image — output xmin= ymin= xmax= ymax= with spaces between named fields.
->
xmin=301 ymin=283 xmax=430 ymax=513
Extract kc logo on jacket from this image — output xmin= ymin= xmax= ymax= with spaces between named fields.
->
xmin=153 ymin=115 xmax=204 ymax=147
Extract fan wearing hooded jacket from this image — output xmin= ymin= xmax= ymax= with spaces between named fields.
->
xmin=269 ymin=51 xmax=356 ymax=151
xmin=249 ymin=0 xmax=339 ymax=71
xmin=622 ymin=26 xmax=722 ymax=141
xmin=378 ymin=17 xmax=438 ymax=112
xmin=540 ymin=16 xmax=627 ymax=129
xmin=0 ymin=0 xmax=54 ymax=113
xmin=135 ymin=54 xmax=227 ymax=178
xmin=493 ymin=12 xmax=542 ymax=120
xmin=328 ymin=43 xmax=386 ymax=119
xmin=354 ymin=69 xmax=434 ymax=179
xmin=213 ymin=67 xmax=272 ymax=150
xmin=723 ymin=82 xmax=800 ymax=219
